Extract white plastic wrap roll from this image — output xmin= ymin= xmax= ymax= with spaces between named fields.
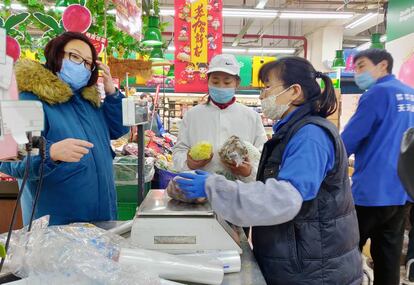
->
xmin=118 ymin=248 xmax=224 ymax=285
xmin=180 ymin=251 xmax=241 ymax=273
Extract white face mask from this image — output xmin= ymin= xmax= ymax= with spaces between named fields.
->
xmin=261 ymin=86 xmax=292 ymax=121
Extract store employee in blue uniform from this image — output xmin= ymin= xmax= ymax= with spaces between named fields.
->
xmin=175 ymin=57 xmax=362 ymax=285
xmin=342 ymin=48 xmax=414 ymax=285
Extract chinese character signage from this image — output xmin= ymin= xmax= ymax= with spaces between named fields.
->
xmin=174 ymin=0 xmax=222 ymax=93
xmin=84 ymin=32 xmax=108 ymax=54
xmin=113 ymin=0 xmax=142 ymax=40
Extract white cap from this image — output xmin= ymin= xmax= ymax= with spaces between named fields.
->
xmin=207 ymin=54 xmax=240 ymax=76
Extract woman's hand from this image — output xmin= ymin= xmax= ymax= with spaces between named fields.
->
xmin=97 ymin=61 xmax=116 ymax=95
xmin=187 ymin=152 xmax=213 ymax=170
xmin=50 ymin=139 xmax=94 ymax=163
xmin=223 ymin=157 xmax=252 ymax=177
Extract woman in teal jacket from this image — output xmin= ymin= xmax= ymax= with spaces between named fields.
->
xmin=0 ymin=32 xmax=129 ymax=225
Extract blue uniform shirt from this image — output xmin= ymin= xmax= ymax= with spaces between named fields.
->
xmin=341 ymin=75 xmax=414 ymax=206
xmin=274 ymin=108 xmax=335 ymax=201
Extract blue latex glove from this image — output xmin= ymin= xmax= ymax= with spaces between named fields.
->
xmin=175 ymin=170 xmax=210 ymax=199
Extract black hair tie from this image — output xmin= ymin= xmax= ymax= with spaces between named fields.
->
xmin=315 ymin=71 xmax=323 ymax=78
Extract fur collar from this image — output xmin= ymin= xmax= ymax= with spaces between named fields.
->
xmin=14 ymin=59 xmax=101 ymax=108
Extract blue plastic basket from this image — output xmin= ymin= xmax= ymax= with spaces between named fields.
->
xmin=156 ymin=168 xmax=178 ymax=189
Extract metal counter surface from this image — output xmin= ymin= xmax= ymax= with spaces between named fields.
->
xmin=95 ymin=221 xmax=267 ymax=285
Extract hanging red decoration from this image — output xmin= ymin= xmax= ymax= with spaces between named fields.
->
xmin=6 ymin=36 xmax=21 ymax=62
xmin=62 ymin=4 xmax=92 ymax=33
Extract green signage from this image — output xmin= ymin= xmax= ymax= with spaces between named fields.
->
xmin=236 ymin=56 xmax=252 ymax=87
xmin=387 ymin=0 xmax=414 ymax=42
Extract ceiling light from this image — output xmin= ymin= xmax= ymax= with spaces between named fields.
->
xmin=159 ymin=7 xmax=353 ymax=19
xmin=345 ymin=13 xmax=377 ymax=29
xmin=166 ymin=46 xmax=294 ymax=54
xmin=223 ymin=8 xmax=278 ymax=18
xmin=280 ymin=11 xmax=354 ymax=19
xmin=356 ymin=42 xmax=371 ymax=51
xmin=255 ymin=0 xmax=268 ymax=9
xmin=332 ymin=50 xmax=346 ymax=69
xmin=222 ymin=48 xmax=247 ymax=53
xmin=108 ymin=9 xmax=116 ymax=15
xmin=247 ymin=48 xmax=296 ymax=54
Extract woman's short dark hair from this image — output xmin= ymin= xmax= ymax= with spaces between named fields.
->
xmin=258 ymin=57 xmax=337 ymax=118
xmin=44 ymin=32 xmax=99 ymax=86
xmin=353 ymin=48 xmax=393 ymax=74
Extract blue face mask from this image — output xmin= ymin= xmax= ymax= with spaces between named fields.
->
xmin=354 ymin=70 xmax=377 ymax=90
xmin=208 ymin=85 xmax=235 ymax=104
xmin=58 ymin=59 xmax=92 ymax=91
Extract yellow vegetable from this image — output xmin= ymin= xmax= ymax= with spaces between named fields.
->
xmin=189 ymin=141 xmax=213 ymax=161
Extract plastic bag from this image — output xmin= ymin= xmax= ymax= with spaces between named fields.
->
xmin=119 ymin=248 xmax=223 ymax=285
xmin=219 ymin=136 xmax=248 ymax=167
xmin=0 ymin=216 xmax=160 ymax=285
xmin=113 ymin=156 xmax=155 ymax=184
xmin=166 ymin=176 xmax=207 ymax=204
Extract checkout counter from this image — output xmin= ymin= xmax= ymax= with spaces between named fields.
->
xmin=0 ymin=180 xmax=22 ymax=234
xmin=100 ymin=190 xmax=266 ymax=285
xmin=0 ymin=190 xmax=266 ymax=285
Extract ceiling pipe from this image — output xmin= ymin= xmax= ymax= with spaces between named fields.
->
xmin=162 ymin=32 xmax=308 ymax=58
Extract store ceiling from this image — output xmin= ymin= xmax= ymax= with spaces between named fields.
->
xmin=160 ymin=0 xmax=387 ymax=54
xmin=7 ymin=0 xmax=387 ymax=55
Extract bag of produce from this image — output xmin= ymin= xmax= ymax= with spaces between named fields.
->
xmin=218 ymin=136 xmax=248 ymax=167
xmin=166 ymin=175 xmax=207 ymax=204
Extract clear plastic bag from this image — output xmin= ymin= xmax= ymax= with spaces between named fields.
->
xmin=166 ymin=176 xmax=207 ymax=204
xmin=0 ymin=216 xmax=160 ymax=285
xmin=113 ymin=156 xmax=155 ymax=184
xmin=219 ymin=136 xmax=248 ymax=167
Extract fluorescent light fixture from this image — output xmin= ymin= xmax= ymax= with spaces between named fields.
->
xmin=223 ymin=8 xmax=277 ymax=18
xmin=345 ymin=13 xmax=377 ymax=29
xmin=356 ymin=42 xmax=371 ymax=51
xmin=247 ymin=48 xmax=295 ymax=54
xmin=255 ymin=0 xmax=268 ymax=9
xmin=159 ymin=7 xmax=353 ymax=19
xmin=166 ymin=46 xmax=294 ymax=54
xmin=108 ymin=9 xmax=116 ymax=15
xmin=223 ymin=48 xmax=247 ymax=53
xmin=280 ymin=11 xmax=354 ymax=19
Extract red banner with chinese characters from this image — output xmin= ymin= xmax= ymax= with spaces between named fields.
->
xmin=174 ymin=0 xmax=222 ymax=93
xmin=84 ymin=32 xmax=108 ymax=54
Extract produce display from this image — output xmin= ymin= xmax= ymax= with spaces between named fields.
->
xmin=111 ymin=130 xmax=262 ymax=203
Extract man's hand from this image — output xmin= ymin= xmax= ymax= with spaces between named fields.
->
xmin=187 ymin=152 xmax=213 ymax=170
xmin=223 ymin=157 xmax=252 ymax=177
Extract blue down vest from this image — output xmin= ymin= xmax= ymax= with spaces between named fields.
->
xmin=253 ymin=107 xmax=362 ymax=285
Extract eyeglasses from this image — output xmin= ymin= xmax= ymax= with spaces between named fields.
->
xmin=64 ymin=51 xmax=96 ymax=71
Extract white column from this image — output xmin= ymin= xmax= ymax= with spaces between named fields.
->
xmin=308 ymin=26 xmax=344 ymax=72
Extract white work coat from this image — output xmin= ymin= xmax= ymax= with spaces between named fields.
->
xmin=173 ymin=101 xmax=267 ymax=181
